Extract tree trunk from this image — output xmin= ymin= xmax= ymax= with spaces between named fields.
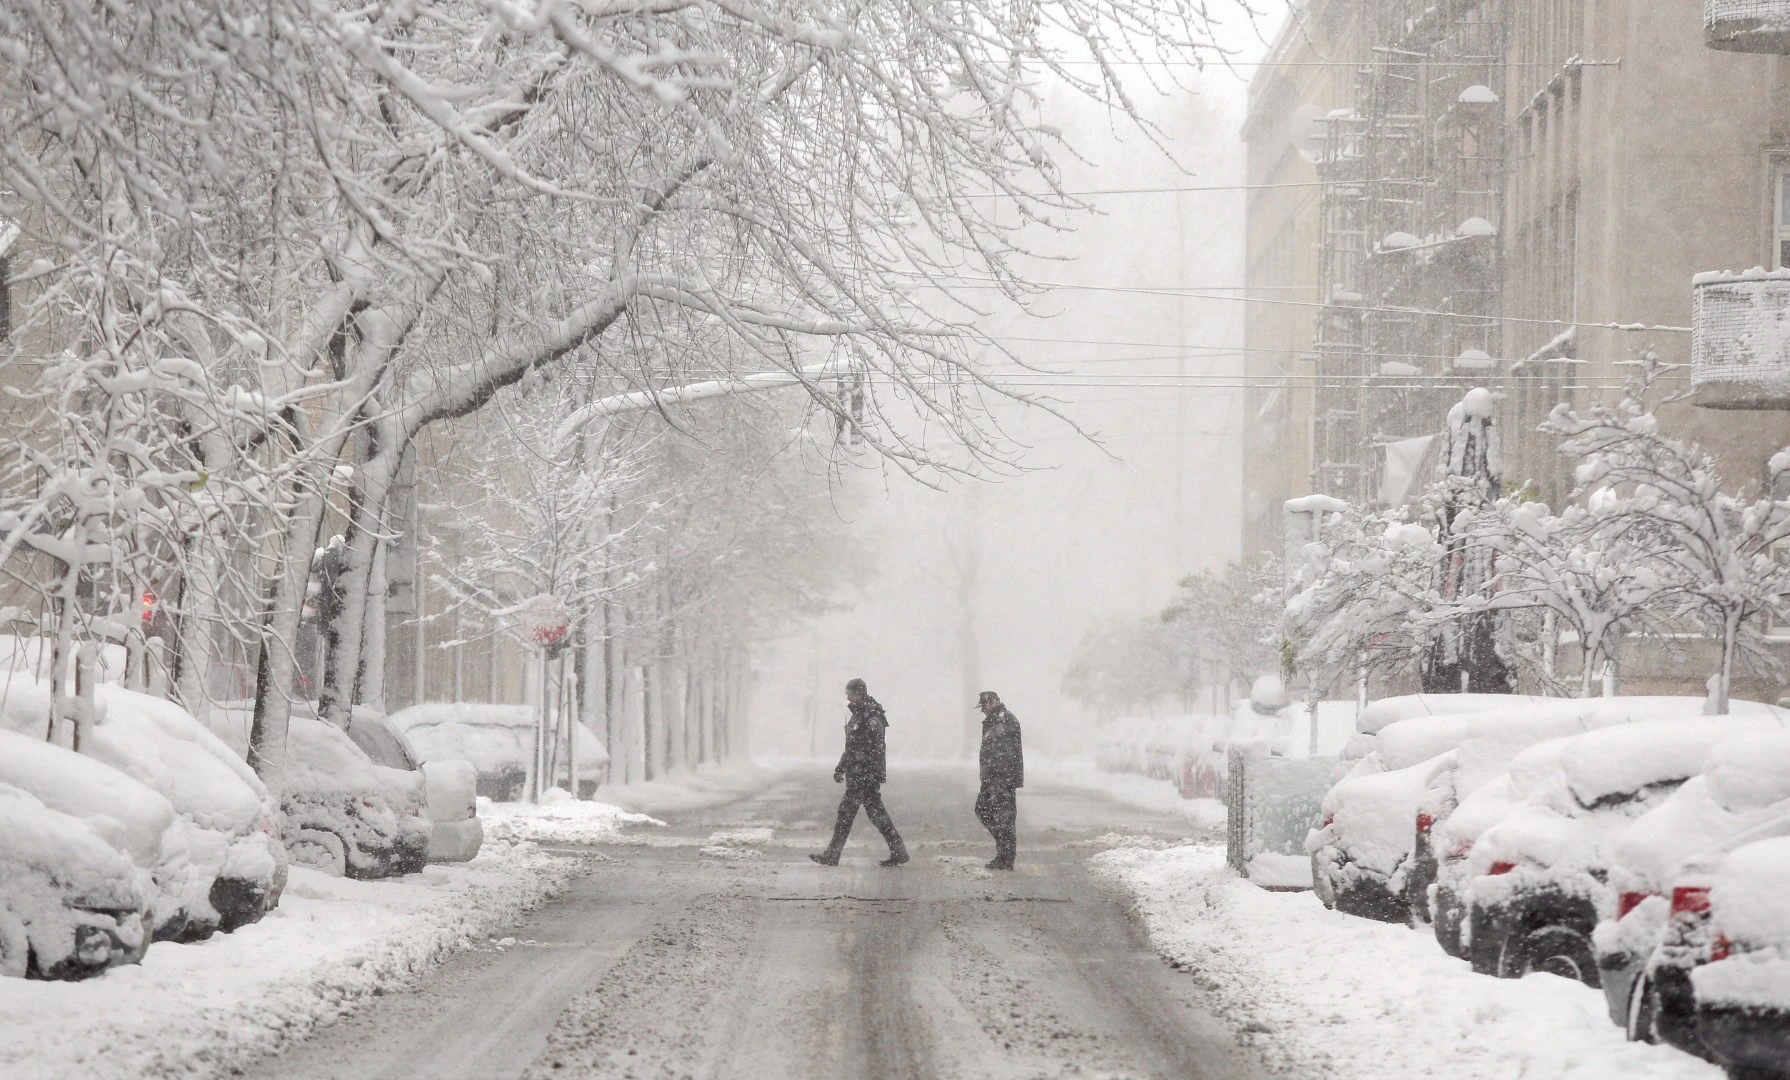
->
xmin=1717 ymin=609 xmax=1739 ymax=715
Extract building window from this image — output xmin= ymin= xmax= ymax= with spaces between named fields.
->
xmin=1775 ymin=162 xmax=1790 ymax=269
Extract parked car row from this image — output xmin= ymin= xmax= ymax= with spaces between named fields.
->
xmin=1 ymin=670 xmax=485 ymax=981
xmin=1306 ymin=693 xmax=1790 ymax=1080
xmin=0 ymin=678 xmax=287 ymax=979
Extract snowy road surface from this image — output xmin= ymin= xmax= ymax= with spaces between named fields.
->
xmin=244 ymin=766 xmax=1265 ymax=1080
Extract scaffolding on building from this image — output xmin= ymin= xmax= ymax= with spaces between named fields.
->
xmin=1311 ymin=0 xmax=1507 ymax=506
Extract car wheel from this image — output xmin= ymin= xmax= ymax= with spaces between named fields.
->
xmin=1500 ymin=925 xmax=1600 ymax=988
xmin=287 ymin=829 xmax=347 ymax=877
xmin=1311 ymin=854 xmax=1337 ymax=909
xmin=0 ymin=910 xmax=28 ymax=979
xmin=1625 ymin=970 xmax=1657 ymax=1043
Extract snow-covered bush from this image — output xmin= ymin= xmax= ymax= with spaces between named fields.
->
xmin=1542 ymin=387 xmax=1790 ymax=711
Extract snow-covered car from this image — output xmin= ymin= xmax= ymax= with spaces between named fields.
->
xmin=1594 ymin=731 xmax=1790 ymax=1054
xmin=346 ymin=711 xmax=482 ymax=863
xmin=86 ymin=686 xmax=287 ymax=937
xmin=282 ymin=715 xmax=430 ymax=879
xmin=1311 ymin=696 xmax=1788 ymax=926
xmin=1692 ymin=836 xmax=1790 ymax=1080
xmin=0 ymin=677 xmax=285 ymax=940
xmin=1460 ymin=715 xmax=1790 ymax=987
xmin=388 ymin=702 xmax=608 ymax=802
xmin=0 ymin=727 xmax=195 ymax=942
xmin=0 ymin=783 xmax=151 ymax=980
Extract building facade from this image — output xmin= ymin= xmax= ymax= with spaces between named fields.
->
xmin=1243 ymin=0 xmax=1790 ymax=695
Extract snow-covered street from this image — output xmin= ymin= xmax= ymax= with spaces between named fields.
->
xmin=229 ymin=766 xmax=1262 ymax=1080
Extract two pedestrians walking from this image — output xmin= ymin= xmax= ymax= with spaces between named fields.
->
xmin=810 ymin=679 xmax=1024 ymax=871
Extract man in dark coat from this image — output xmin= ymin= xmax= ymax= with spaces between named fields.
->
xmin=811 ymin=678 xmax=909 ymax=867
xmin=975 ymin=690 xmax=1023 ymax=870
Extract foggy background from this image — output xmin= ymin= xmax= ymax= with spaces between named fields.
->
xmin=750 ymin=42 xmax=1271 ymax=763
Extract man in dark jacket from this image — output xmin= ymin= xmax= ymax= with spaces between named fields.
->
xmin=811 ymin=678 xmax=909 ymax=867
xmin=975 ymin=690 xmax=1023 ymax=870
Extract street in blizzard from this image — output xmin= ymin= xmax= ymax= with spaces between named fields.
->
xmin=4 ymin=1 xmax=1790 ymax=1079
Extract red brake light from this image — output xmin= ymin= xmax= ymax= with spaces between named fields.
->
xmin=1670 ymin=886 xmax=1712 ymax=917
xmin=1710 ymin=932 xmax=1732 ymax=962
xmin=1416 ymin=812 xmax=1435 ymax=834
xmin=1489 ymin=860 xmax=1517 ymax=875
xmin=1617 ymin=891 xmax=1652 ymax=920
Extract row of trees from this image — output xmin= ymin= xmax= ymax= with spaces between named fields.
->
xmin=1060 ymin=557 xmax=1282 ymax=720
xmin=0 ymin=0 xmax=1223 ymax=792
xmin=1285 ymin=381 xmax=1790 ymax=711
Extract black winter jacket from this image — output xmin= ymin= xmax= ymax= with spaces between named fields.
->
xmin=978 ymin=707 xmax=1024 ymax=789
xmin=836 ymin=697 xmax=889 ymax=785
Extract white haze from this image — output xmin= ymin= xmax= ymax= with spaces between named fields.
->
xmin=750 ymin=58 xmax=1263 ymax=764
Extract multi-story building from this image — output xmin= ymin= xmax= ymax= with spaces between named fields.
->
xmin=1239 ymin=1 xmax=1360 ymax=561
xmin=1244 ymin=0 xmax=1790 ymax=696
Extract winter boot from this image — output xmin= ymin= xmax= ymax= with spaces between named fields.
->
xmin=809 ymin=851 xmax=840 ymax=867
xmin=880 ymin=843 xmax=910 ymax=868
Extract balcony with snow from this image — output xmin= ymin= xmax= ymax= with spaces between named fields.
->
xmin=1706 ymin=0 xmax=1790 ymax=52
xmin=1690 ymin=269 xmax=1790 ymax=409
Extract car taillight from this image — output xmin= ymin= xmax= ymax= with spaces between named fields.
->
xmin=1710 ymin=932 xmax=1732 ymax=962
xmin=1488 ymin=860 xmax=1517 ymax=875
xmin=1670 ymin=885 xmax=1711 ymax=917
xmin=1617 ymin=891 xmax=1652 ymax=920
xmin=1416 ymin=812 xmax=1435 ymax=834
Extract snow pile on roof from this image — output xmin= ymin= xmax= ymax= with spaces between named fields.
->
xmin=1379 ymin=360 xmax=1421 ymax=377
xmin=1453 ymin=348 xmax=1495 ymax=369
xmin=1381 ymin=231 xmax=1421 ymax=250
xmin=1093 ymin=843 xmax=1720 ymax=1080
xmin=0 ymin=841 xmax=579 ymax=1079
xmin=1457 ymin=84 xmax=1499 ymax=105
xmin=1704 ymin=731 xmax=1790 ymax=811
xmin=1694 ymin=837 xmax=1790 ymax=1008
xmin=1455 ymin=216 xmax=1497 ymax=237
xmin=479 ymin=793 xmax=665 ymax=845
xmin=1355 ymin=693 xmax=1559 ymax=736
xmin=1558 ymin=714 xmax=1789 ymax=807
xmin=1284 ymin=493 xmax=1350 ymax=515
xmin=388 ymin=702 xmax=610 ymax=773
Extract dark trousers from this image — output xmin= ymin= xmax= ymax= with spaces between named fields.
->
xmin=976 ymin=783 xmax=1017 ymax=864
xmin=825 ymin=781 xmax=905 ymax=856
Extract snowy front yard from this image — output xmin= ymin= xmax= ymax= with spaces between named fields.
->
xmin=0 ymin=839 xmax=580 ymax=1080
xmin=1093 ymin=843 xmax=1724 ymax=1080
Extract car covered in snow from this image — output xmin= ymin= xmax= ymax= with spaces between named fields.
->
xmin=0 ymin=782 xmax=152 ymax=980
xmin=1593 ymin=731 xmax=1790 ymax=1054
xmin=0 ymin=727 xmax=195 ymax=942
xmin=0 ymin=677 xmax=286 ymax=940
xmin=388 ymin=702 xmax=608 ymax=802
xmin=1309 ymin=696 xmax=1787 ymax=926
xmin=346 ymin=710 xmax=482 ymax=863
xmin=86 ymin=686 xmax=287 ymax=937
xmin=281 ymin=715 xmax=431 ymax=879
xmin=1692 ymin=835 xmax=1790 ymax=1080
xmin=1458 ymin=714 xmax=1790 ymax=987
